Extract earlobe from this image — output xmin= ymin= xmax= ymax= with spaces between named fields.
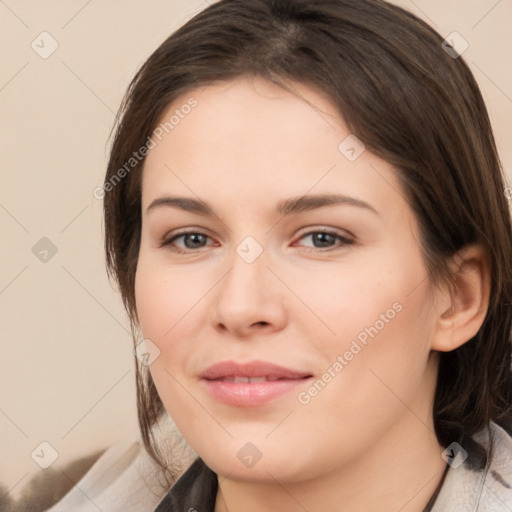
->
xmin=431 ymin=245 xmax=490 ymax=352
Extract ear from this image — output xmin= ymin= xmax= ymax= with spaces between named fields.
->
xmin=430 ymin=244 xmax=490 ymax=352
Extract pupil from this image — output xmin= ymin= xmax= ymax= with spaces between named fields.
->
xmin=185 ymin=233 xmax=205 ymax=248
xmin=313 ymin=233 xmax=334 ymax=247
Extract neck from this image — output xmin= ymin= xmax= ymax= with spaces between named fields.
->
xmin=214 ymin=417 xmax=447 ymax=512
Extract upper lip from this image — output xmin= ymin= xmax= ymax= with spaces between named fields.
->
xmin=200 ymin=360 xmax=312 ymax=380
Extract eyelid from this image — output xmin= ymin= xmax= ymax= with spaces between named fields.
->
xmin=296 ymin=225 xmax=352 ymax=236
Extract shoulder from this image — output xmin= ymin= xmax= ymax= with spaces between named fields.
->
xmin=2 ymin=449 xmax=105 ymax=512
xmin=433 ymin=421 xmax=512 ymax=511
xmin=478 ymin=422 xmax=512 ymax=510
xmin=16 ymin=414 xmax=196 ymax=512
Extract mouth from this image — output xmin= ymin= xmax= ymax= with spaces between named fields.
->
xmin=199 ymin=360 xmax=313 ymax=407
xmin=213 ymin=376 xmax=294 ymax=383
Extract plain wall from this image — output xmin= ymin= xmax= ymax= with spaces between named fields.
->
xmin=1 ymin=0 xmax=511 ymax=499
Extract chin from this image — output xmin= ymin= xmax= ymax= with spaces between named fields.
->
xmin=193 ymin=436 xmax=318 ymax=484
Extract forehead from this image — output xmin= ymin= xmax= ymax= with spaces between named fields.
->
xmin=146 ymin=76 xmax=343 ymax=168
xmin=141 ymin=75 xmax=406 ymax=221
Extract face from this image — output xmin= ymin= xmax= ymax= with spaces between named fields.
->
xmin=135 ymin=76 xmax=442 ymax=483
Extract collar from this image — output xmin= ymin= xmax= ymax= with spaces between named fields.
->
xmin=153 ymin=422 xmax=512 ymax=512
xmin=432 ymin=422 xmax=512 ymax=511
xmin=153 ymin=457 xmax=218 ymax=512
xmin=153 ymin=453 xmax=448 ymax=512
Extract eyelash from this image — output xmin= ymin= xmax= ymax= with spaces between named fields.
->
xmin=160 ymin=228 xmax=354 ymax=254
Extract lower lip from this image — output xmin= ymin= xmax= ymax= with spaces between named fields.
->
xmin=201 ymin=378 xmax=312 ymax=407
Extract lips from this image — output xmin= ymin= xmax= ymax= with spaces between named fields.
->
xmin=200 ymin=360 xmax=312 ymax=381
xmin=199 ymin=360 xmax=313 ymax=407
xmin=218 ymin=376 xmax=280 ymax=383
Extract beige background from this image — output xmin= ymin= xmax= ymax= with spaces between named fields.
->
xmin=1 ymin=0 xmax=511 ymax=500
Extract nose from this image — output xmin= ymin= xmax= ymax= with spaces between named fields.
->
xmin=210 ymin=248 xmax=287 ymax=338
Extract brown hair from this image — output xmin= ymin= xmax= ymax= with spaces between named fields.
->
xmin=103 ymin=0 xmax=512 ymax=478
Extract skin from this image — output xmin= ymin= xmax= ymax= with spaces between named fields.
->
xmin=135 ymin=76 xmax=489 ymax=512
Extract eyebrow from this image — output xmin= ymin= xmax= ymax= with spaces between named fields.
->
xmin=146 ymin=193 xmax=378 ymax=217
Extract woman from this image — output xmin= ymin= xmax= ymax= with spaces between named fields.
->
xmin=48 ymin=0 xmax=512 ymax=510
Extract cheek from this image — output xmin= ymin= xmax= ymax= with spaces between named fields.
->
xmin=134 ymin=250 xmax=210 ymax=340
xmin=313 ymin=284 xmax=435 ymax=434
xmin=291 ymin=287 xmax=435 ymax=467
xmin=134 ymin=251 xmax=218 ymax=400
xmin=284 ymin=254 xmax=428 ymax=351
xmin=296 ymin=251 xmax=436 ymax=399
xmin=134 ymin=259 xmax=199 ymax=421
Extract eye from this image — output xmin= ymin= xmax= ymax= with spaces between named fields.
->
xmin=160 ymin=228 xmax=353 ymax=254
xmin=161 ymin=231 xmax=215 ymax=252
xmin=294 ymin=229 xmax=354 ymax=250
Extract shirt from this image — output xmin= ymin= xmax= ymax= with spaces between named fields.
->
xmin=152 ymin=422 xmax=512 ymax=512
xmin=153 ymin=456 xmax=447 ymax=512
xmin=45 ymin=418 xmax=512 ymax=512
